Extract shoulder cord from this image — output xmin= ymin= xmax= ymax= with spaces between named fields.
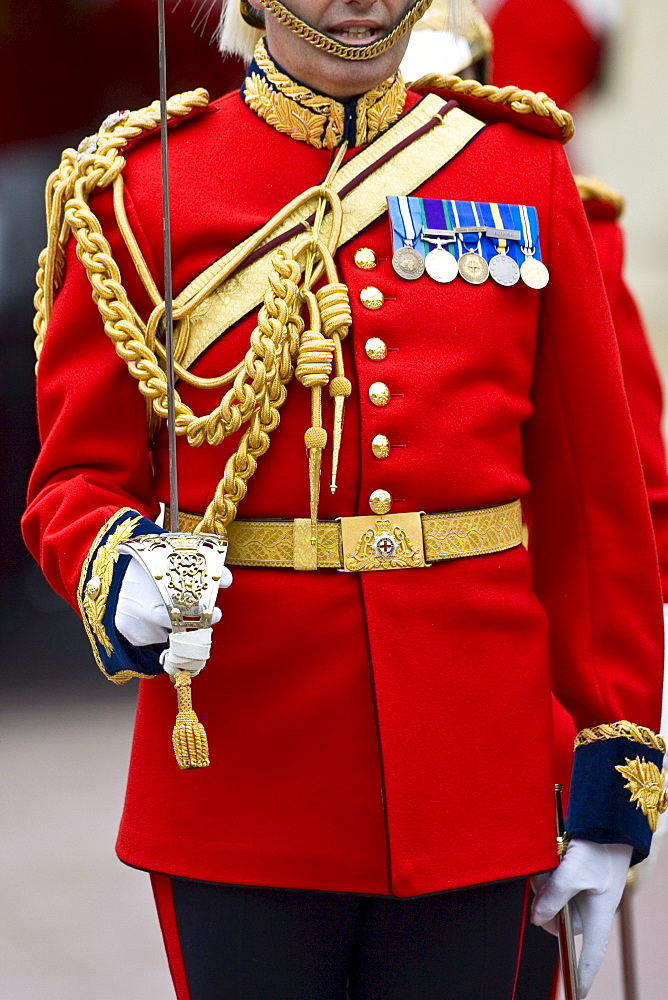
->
xmin=33 ymin=90 xmax=210 ymax=364
xmin=406 ymin=74 xmax=575 ymax=143
xmin=34 ymin=96 xmax=352 ymax=538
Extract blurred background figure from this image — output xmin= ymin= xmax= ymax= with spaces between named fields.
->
xmin=0 ymin=0 xmax=243 ymax=687
xmin=479 ymin=0 xmax=621 ymax=109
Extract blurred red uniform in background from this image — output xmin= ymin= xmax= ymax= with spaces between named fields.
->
xmin=479 ymin=0 xmax=621 ymax=108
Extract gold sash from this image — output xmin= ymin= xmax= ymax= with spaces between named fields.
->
xmin=176 ymin=94 xmax=485 ymax=371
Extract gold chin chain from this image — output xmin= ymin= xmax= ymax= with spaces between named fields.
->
xmin=257 ymin=0 xmax=435 ymax=61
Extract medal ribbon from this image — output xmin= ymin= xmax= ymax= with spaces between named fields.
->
xmin=388 ymin=197 xmax=543 ymax=265
xmin=490 ymin=202 xmax=506 ymax=252
xmin=387 ymin=195 xmax=426 ymax=256
xmin=451 ymin=200 xmax=483 ymax=257
xmin=421 ymin=199 xmax=456 ymax=261
xmin=511 ymin=203 xmax=543 ymax=261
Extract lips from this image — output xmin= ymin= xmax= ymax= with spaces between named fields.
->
xmin=326 ymin=20 xmax=386 ymax=44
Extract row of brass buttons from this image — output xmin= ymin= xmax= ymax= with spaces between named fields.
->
xmin=355 ymin=248 xmax=393 ymax=514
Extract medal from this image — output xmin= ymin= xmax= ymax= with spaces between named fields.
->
xmin=459 ymin=251 xmax=489 ymax=284
xmin=489 ymin=252 xmax=520 ymax=286
xmin=392 ymin=245 xmax=425 ymax=280
xmin=425 ymin=245 xmax=458 ymax=283
xmin=485 ymin=201 xmax=521 ymax=286
xmin=518 ymin=203 xmax=550 ymax=289
xmin=389 ymin=195 xmax=426 ymax=281
xmin=520 ymin=257 xmax=550 ymax=289
xmin=423 ymin=231 xmax=458 ymax=283
xmin=422 ymin=198 xmax=458 ymax=286
xmin=451 ymin=199 xmax=490 ymax=285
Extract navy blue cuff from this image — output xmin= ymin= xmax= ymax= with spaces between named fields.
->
xmin=78 ymin=508 xmax=167 ymax=684
xmin=566 ymin=735 xmax=665 ymax=865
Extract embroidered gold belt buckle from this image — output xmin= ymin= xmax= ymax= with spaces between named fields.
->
xmin=338 ymin=512 xmax=426 ymax=573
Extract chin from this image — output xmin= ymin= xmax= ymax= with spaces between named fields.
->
xmin=314 ymin=49 xmax=406 ymax=98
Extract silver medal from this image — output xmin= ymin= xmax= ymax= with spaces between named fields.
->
xmin=425 ymin=247 xmax=459 ymax=283
xmin=489 ymin=253 xmax=520 ymax=287
xmin=392 ymin=246 xmax=425 ymax=281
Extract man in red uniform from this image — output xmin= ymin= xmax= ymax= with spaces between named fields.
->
xmin=23 ymin=1 xmax=666 ymax=997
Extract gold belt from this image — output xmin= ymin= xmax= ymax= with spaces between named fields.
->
xmin=166 ymin=500 xmax=523 ymax=573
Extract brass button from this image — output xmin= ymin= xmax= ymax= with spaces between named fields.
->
xmin=360 ymin=286 xmax=384 ymax=310
xmin=369 ymin=382 xmax=390 ymax=407
xmin=354 ymin=248 xmax=377 ymax=270
xmin=365 ymin=337 xmax=387 ymax=361
xmin=369 ymin=489 xmax=393 ymax=515
xmin=371 ymin=435 xmax=391 ymax=459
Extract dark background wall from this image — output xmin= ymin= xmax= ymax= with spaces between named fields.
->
xmin=0 ymin=0 xmax=243 ymax=696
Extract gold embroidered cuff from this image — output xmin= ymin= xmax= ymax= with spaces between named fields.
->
xmin=77 ymin=508 xmax=156 ymax=684
xmin=574 ymin=721 xmax=666 ymax=755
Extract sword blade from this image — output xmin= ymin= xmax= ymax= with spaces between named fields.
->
xmin=558 ymin=901 xmax=580 ymax=1000
xmin=555 ymin=784 xmax=581 ymax=1000
xmin=158 ymin=0 xmax=179 ymax=525
xmin=619 ymin=888 xmax=640 ymax=1000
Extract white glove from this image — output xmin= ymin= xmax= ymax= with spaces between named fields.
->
xmin=115 ymin=554 xmax=231 ymax=646
xmin=531 ymin=838 xmax=633 ymax=998
xmin=159 ymin=628 xmax=214 ymax=677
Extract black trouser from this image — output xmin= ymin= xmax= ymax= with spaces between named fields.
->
xmin=514 ymin=910 xmax=560 ymax=1000
xmin=152 ymin=874 xmax=530 ymax=1000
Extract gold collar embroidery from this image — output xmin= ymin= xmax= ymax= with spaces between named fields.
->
xmin=243 ymin=39 xmax=407 ymax=150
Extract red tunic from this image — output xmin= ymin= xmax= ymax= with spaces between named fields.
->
xmin=551 ymin=188 xmax=668 ymax=799
xmin=584 ymin=197 xmax=668 ymax=600
xmin=23 ymin=88 xmax=663 ymax=896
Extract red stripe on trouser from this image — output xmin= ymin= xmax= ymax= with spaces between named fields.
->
xmin=511 ymin=877 xmax=532 ymax=1000
xmin=150 ymin=872 xmax=192 ymax=1000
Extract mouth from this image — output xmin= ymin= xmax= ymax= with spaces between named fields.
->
xmin=326 ymin=20 xmax=386 ymax=45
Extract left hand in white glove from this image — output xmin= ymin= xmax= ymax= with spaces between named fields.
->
xmin=159 ymin=628 xmax=214 ymax=678
xmin=531 ymin=838 xmax=632 ymax=998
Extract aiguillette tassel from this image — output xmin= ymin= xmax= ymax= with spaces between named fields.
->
xmin=329 ymin=373 xmax=351 ymax=493
xmin=172 ymin=670 xmax=210 ymax=769
xmin=305 ymin=424 xmax=327 ymax=540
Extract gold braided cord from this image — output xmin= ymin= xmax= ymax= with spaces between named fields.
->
xmin=259 ymin=0 xmax=434 ymax=61
xmin=408 ymin=74 xmax=575 ymax=143
xmin=575 ymin=175 xmax=625 ymax=220
xmin=34 ymin=84 xmax=353 ymax=540
xmin=37 ymin=138 xmax=344 ymax=446
xmin=141 ymin=182 xmax=342 ymax=392
xmin=195 ymin=234 xmax=349 ymax=537
xmin=112 ymin=175 xmax=162 ymax=308
xmin=34 ymin=90 xmax=210 ymax=365
xmin=574 ymin=721 xmax=666 ymax=754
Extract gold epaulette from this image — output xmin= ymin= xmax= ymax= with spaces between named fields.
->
xmin=575 ymin=175 xmax=625 ymax=220
xmin=33 ymin=89 xmax=209 ymax=365
xmin=407 ymin=73 xmax=574 ymax=143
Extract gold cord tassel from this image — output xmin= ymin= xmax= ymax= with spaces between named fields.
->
xmin=296 ymin=293 xmax=335 ymax=535
xmin=172 ymin=670 xmax=210 ymax=769
xmin=329 ymin=374 xmax=351 ymax=493
xmin=315 ymin=282 xmax=353 ymax=493
xmin=305 ymin=424 xmax=328 ymax=539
